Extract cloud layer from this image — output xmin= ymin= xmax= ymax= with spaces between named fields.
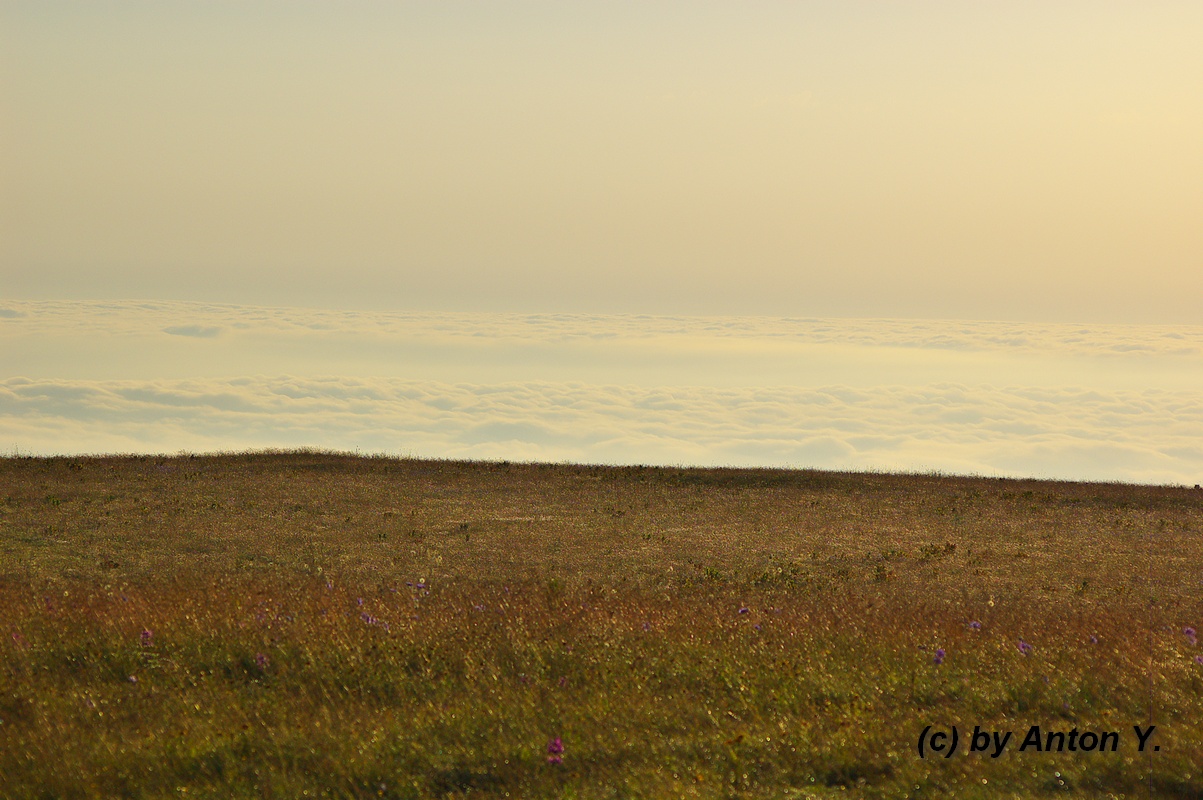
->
xmin=2 ymin=376 xmax=1199 ymax=486
xmin=4 ymin=302 xmax=1200 ymax=484
xmin=4 ymin=300 xmax=1203 ymax=357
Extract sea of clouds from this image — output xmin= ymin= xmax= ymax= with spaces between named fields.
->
xmin=2 ymin=300 xmax=1201 ymax=485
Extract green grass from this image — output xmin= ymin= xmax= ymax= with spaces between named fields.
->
xmin=2 ymin=451 xmax=1202 ymax=797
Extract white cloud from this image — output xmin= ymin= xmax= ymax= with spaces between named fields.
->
xmin=163 ymin=325 xmax=222 ymax=338
xmin=4 ymin=300 xmax=1203 ymax=357
xmin=5 ymin=301 xmax=1200 ymax=483
xmin=2 ymin=376 xmax=1200 ymax=485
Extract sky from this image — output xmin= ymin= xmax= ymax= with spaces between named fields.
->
xmin=5 ymin=1 xmax=1202 ymax=320
xmin=2 ymin=4 xmax=1201 ymax=482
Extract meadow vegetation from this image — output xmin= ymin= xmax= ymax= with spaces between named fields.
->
xmin=2 ymin=451 xmax=1202 ymax=798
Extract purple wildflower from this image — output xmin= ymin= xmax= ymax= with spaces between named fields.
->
xmin=1089 ymin=635 xmax=1099 ymax=645
xmin=357 ymin=597 xmax=364 ymax=606
xmin=255 ymin=652 xmax=269 ymax=670
xmin=547 ymin=737 xmax=564 ymax=764
xmin=1186 ymin=627 xmax=1197 ymax=645
xmin=1195 ymin=655 xmax=1203 ymax=665
xmin=968 ymin=621 xmax=981 ymax=631
xmin=1018 ymin=640 xmax=1033 ymax=656
xmin=128 ymin=675 xmax=138 ymax=683
xmin=933 ymin=648 xmax=946 ymax=666
xmin=140 ymin=628 xmax=153 ymax=647
xmin=738 ymin=607 xmax=749 ymax=615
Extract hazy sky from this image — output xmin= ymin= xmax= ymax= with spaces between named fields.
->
xmin=5 ymin=2 xmax=1202 ymax=321
xmin=4 ymin=5 xmax=1201 ymax=480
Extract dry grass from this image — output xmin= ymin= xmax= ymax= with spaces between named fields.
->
xmin=2 ymin=451 xmax=1202 ymax=798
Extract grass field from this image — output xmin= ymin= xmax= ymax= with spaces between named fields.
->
xmin=2 ymin=451 xmax=1202 ymax=798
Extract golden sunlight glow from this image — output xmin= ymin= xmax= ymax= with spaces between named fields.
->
xmin=4 ymin=3 xmax=1201 ymax=320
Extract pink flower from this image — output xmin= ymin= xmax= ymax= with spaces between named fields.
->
xmin=547 ymin=737 xmax=564 ymax=764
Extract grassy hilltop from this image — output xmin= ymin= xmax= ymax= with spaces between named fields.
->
xmin=2 ymin=451 xmax=1202 ymax=798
